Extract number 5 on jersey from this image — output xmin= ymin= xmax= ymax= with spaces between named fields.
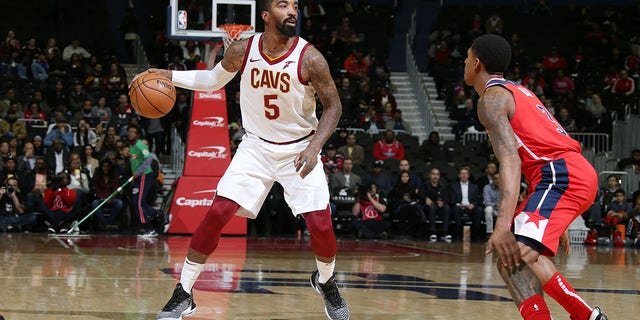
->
xmin=264 ymin=94 xmax=280 ymax=120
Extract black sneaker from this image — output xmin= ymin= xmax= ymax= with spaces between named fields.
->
xmin=156 ymin=283 xmax=196 ymax=320
xmin=310 ymin=271 xmax=350 ymax=320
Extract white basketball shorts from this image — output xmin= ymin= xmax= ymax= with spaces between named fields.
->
xmin=217 ymin=132 xmax=329 ymax=218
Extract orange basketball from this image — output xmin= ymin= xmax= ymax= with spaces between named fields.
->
xmin=129 ymin=72 xmax=176 ymax=118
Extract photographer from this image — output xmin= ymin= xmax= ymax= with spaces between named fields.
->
xmin=0 ymin=156 xmax=24 ymax=190
xmin=37 ymin=172 xmax=80 ymax=233
xmin=351 ymin=182 xmax=391 ymax=239
xmin=0 ymin=177 xmax=36 ymax=232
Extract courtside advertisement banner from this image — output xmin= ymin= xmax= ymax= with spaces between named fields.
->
xmin=183 ymin=89 xmax=232 ymax=177
xmin=167 ymin=73 xmax=245 ymax=234
xmin=168 ymin=176 xmax=246 ymax=234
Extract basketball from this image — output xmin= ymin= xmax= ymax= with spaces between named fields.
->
xmin=129 ymin=72 xmax=176 ymax=118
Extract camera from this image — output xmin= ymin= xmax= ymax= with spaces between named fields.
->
xmin=6 ymin=185 xmax=14 ymax=194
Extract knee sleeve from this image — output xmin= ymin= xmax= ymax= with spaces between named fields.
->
xmin=303 ymin=205 xmax=337 ymax=258
xmin=190 ymin=196 xmax=240 ymax=255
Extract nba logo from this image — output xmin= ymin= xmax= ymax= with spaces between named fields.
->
xmin=178 ymin=10 xmax=187 ymax=30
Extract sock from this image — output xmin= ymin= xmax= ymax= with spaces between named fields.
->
xmin=543 ymin=272 xmax=592 ymax=320
xmin=316 ymin=258 xmax=335 ymax=284
xmin=180 ymin=258 xmax=204 ymax=293
xmin=518 ymin=294 xmax=552 ymax=320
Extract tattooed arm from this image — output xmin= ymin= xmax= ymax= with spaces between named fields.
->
xmin=294 ymin=46 xmax=342 ymax=178
xmin=478 ymin=86 xmax=522 ymax=269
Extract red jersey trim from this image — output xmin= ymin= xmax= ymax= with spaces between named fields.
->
xmin=259 ymin=36 xmax=300 ymax=65
xmin=297 ymin=42 xmax=312 ymax=86
xmin=239 ymin=35 xmax=255 ymax=75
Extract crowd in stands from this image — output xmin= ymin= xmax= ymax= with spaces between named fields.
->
xmin=0 ymin=30 xmax=169 ymax=234
xmin=430 ymin=2 xmax=640 ymax=138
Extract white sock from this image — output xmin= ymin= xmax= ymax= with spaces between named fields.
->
xmin=316 ymin=258 xmax=335 ymax=284
xmin=180 ymin=258 xmax=204 ymax=293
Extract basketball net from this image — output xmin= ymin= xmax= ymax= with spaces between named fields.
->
xmin=219 ymin=24 xmax=254 ymax=51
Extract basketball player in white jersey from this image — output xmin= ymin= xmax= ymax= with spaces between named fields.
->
xmin=132 ymin=1 xmax=349 ymax=319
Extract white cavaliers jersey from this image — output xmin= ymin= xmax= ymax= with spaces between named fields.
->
xmin=239 ymin=33 xmax=318 ymax=142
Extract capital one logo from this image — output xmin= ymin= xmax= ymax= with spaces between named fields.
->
xmin=176 ymin=189 xmax=216 ymax=208
xmin=197 ymin=92 xmax=223 ymax=100
xmin=188 ymin=146 xmax=228 ymax=160
xmin=192 ymin=116 xmax=226 ymax=128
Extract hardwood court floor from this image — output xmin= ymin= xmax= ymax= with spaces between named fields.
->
xmin=0 ymin=234 xmax=638 ymax=319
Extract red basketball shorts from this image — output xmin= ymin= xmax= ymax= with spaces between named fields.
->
xmin=514 ymin=152 xmax=597 ymax=256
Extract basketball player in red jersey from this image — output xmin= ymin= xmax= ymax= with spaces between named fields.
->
xmin=132 ymin=1 xmax=349 ymax=319
xmin=465 ymin=34 xmax=607 ymax=320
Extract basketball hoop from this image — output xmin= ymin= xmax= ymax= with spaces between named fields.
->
xmin=219 ymin=24 xmax=254 ymax=51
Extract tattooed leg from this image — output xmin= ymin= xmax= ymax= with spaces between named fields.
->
xmin=498 ymin=258 xmax=553 ymax=319
xmin=496 ymin=258 xmax=543 ymax=306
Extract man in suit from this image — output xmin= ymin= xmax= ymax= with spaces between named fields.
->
xmin=337 ymin=134 xmax=364 ymax=166
xmin=44 ymin=138 xmax=70 ymax=175
xmin=449 ymin=166 xmax=484 ymax=240
xmin=330 ymin=158 xmax=360 ymax=196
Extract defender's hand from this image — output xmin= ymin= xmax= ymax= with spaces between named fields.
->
xmin=486 ymin=227 xmax=521 ymax=270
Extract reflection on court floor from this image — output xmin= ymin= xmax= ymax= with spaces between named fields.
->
xmin=0 ymin=234 xmax=638 ymax=319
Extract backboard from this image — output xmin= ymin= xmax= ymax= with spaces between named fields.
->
xmin=168 ymin=0 xmax=256 ymax=40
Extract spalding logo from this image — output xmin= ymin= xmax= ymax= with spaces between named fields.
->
xmin=197 ymin=92 xmax=223 ymax=100
xmin=176 ymin=189 xmax=216 ymax=207
xmin=192 ymin=116 xmax=225 ymax=128
xmin=156 ymin=80 xmax=176 ymax=94
xmin=187 ymin=146 xmax=228 ymax=159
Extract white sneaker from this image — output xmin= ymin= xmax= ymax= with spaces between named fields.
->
xmin=589 ymin=307 xmax=608 ymax=320
xmin=429 ymin=234 xmax=437 ymax=242
xmin=444 ymin=235 xmax=452 ymax=243
xmin=138 ymin=229 xmax=158 ymax=237
xmin=69 ymin=221 xmax=80 ymax=234
xmin=163 ymin=214 xmax=172 ymax=233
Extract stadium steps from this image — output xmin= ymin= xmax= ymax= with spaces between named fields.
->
xmin=389 ymin=72 xmax=427 ymax=143
xmin=421 ymin=74 xmax=454 ymax=142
